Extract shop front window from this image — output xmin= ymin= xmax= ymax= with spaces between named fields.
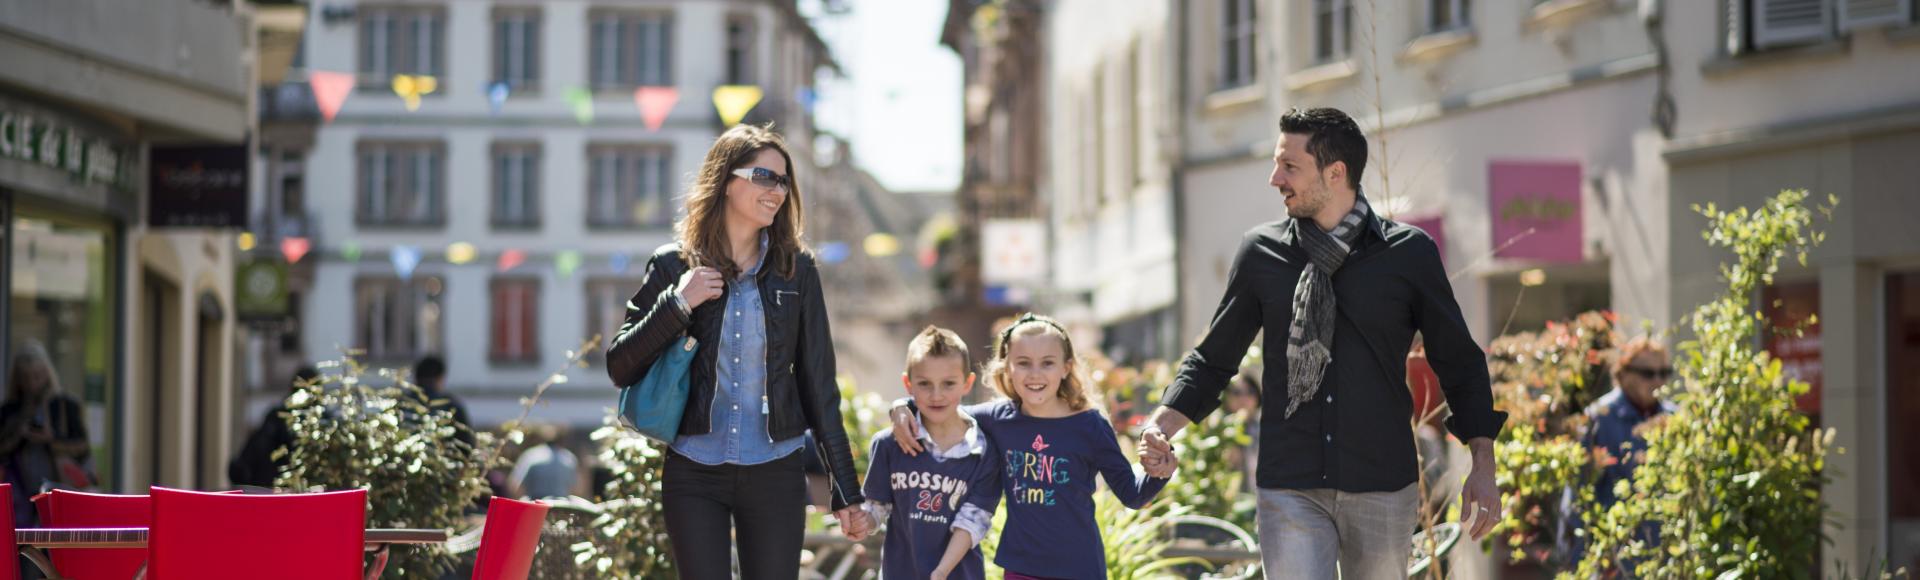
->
xmin=7 ymin=206 xmax=117 ymax=489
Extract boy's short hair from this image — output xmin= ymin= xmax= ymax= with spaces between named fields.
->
xmin=905 ymin=325 xmax=971 ymax=375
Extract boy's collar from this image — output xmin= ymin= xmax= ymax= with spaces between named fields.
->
xmin=913 ymin=410 xmax=986 ymax=458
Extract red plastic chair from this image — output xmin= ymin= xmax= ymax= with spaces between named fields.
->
xmin=0 ymin=484 xmax=18 ymax=580
xmin=471 ymin=497 xmax=549 ymax=580
xmin=149 ymin=487 xmax=367 ymax=580
xmin=38 ymin=490 xmax=152 ymax=580
xmin=29 ymin=492 xmax=49 ymax=525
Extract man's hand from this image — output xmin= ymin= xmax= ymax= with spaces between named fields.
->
xmin=1460 ymin=437 xmax=1501 ymax=541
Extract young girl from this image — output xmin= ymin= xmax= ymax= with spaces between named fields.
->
xmin=861 ymin=326 xmax=999 ymax=579
xmin=891 ymin=314 xmax=1172 ymax=579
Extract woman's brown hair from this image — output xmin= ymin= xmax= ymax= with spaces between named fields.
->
xmin=675 ymin=123 xmax=806 ymax=280
xmin=987 ymin=314 xmax=1093 ymax=411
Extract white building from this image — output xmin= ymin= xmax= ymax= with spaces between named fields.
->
xmin=286 ymin=0 xmax=839 ymax=431
xmin=1042 ymin=0 xmax=1183 ymax=364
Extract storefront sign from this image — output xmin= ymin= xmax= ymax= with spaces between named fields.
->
xmin=1490 ymin=161 xmax=1583 ymax=263
xmin=10 ymin=227 xmax=97 ymax=301
xmin=150 ymin=144 xmax=250 ymax=228
xmin=982 ymin=219 xmax=1047 ymax=285
xmin=236 ymin=257 xmax=290 ymax=320
xmin=1763 ymin=282 xmax=1822 ymax=415
xmin=0 ymin=107 xmax=131 ymax=190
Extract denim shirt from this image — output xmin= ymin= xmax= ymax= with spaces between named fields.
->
xmin=1583 ymin=388 xmax=1675 ymax=507
xmin=671 ymin=232 xmax=808 ymax=465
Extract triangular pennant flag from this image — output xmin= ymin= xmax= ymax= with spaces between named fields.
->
xmin=391 ymin=245 xmax=421 ymax=280
xmin=633 ymin=86 xmax=680 ymax=132
xmin=609 ymin=252 xmax=631 ymax=274
xmin=713 ymin=85 xmax=764 ymax=126
xmin=486 ymin=82 xmax=510 ymax=115
xmin=566 ymin=87 xmax=594 ymax=125
xmin=392 ymin=75 xmax=438 ymax=111
xmin=341 ymin=241 xmax=363 ymax=263
xmin=281 ymin=237 xmax=312 ymax=264
xmin=498 ymin=248 xmax=527 ymax=272
xmin=309 ymin=71 xmax=355 ymax=123
xmin=555 ymin=250 xmax=583 ymax=279
xmin=446 ymin=242 xmax=476 ymax=265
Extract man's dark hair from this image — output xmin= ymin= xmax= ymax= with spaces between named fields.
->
xmin=1279 ymin=107 xmax=1368 ymax=192
xmin=414 ymin=355 xmax=447 ymax=391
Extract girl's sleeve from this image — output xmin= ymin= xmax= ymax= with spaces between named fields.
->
xmin=1088 ymin=413 xmax=1168 ymax=509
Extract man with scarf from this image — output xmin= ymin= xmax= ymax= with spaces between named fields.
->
xmin=1139 ymin=108 xmax=1506 ymax=579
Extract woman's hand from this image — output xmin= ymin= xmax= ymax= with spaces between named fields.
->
xmin=676 ymin=267 xmax=724 ymax=309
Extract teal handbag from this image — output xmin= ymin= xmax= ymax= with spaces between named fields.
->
xmin=617 ymin=336 xmax=698 ymax=444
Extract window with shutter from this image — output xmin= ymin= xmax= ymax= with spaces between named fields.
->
xmin=491 ymin=278 xmax=540 ymax=364
xmin=1753 ymin=0 xmax=1832 ymax=49
xmin=1839 ymin=0 xmax=1912 ymax=30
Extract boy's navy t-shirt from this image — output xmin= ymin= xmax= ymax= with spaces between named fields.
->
xmin=863 ymin=424 xmax=1000 ymax=580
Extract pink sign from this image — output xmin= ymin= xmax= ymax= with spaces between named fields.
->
xmin=1490 ymin=161 xmax=1582 ymax=263
xmin=1402 ymin=215 xmax=1446 ymax=266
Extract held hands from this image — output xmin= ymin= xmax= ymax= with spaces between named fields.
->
xmin=676 ymin=266 xmax=724 ymax=309
xmin=835 ymin=505 xmax=877 ymax=541
xmin=1137 ymin=427 xmax=1178 ymax=479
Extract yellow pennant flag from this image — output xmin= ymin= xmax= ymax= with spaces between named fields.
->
xmin=392 ymin=75 xmax=438 ymax=111
xmin=712 ymin=85 xmax=764 ymax=126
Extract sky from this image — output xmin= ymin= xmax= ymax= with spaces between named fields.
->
xmin=802 ymin=0 xmax=963 ymax=194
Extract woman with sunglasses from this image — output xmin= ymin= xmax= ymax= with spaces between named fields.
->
xmin=606 ymin=124 xmax=868 ymax=578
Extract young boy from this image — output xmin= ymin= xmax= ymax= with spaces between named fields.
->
xmin=857 ymin=326 xmax=1000 ymax=579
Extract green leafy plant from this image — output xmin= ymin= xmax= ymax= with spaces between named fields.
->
xmin=1569 ymin=190 xmax=1837 ymax=579
xmin=277 ymin=357 xmax=493 ymax=578
xmin=280 ymin=339 xmax=598 ymax=578
xmin=575 ymin=411 xmax=676 ymax=579
xmin=840 ymin=376 xmax=892 ymax=478
xmin=1486 ymin=310 xmax=1619 ymax=564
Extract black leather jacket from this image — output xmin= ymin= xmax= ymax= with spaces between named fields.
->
xmin=607 ymin=243 xmax=864 ymax=510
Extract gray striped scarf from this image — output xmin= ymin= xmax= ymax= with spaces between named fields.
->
xmin=1283 ymin=196 xmax=1371 ymax=418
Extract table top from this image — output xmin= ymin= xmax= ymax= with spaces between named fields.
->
xmin=15 ymin=527 xmax=448 ymax=549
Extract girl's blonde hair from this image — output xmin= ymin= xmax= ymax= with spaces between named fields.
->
xmin=987 ymin=314 xmax=1092 ymax=411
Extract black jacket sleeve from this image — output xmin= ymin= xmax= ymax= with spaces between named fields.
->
xmin=793 ymin=256 xmax=865 ymax=510
xmin=606 ymin=248 xmax=693 ymax=388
